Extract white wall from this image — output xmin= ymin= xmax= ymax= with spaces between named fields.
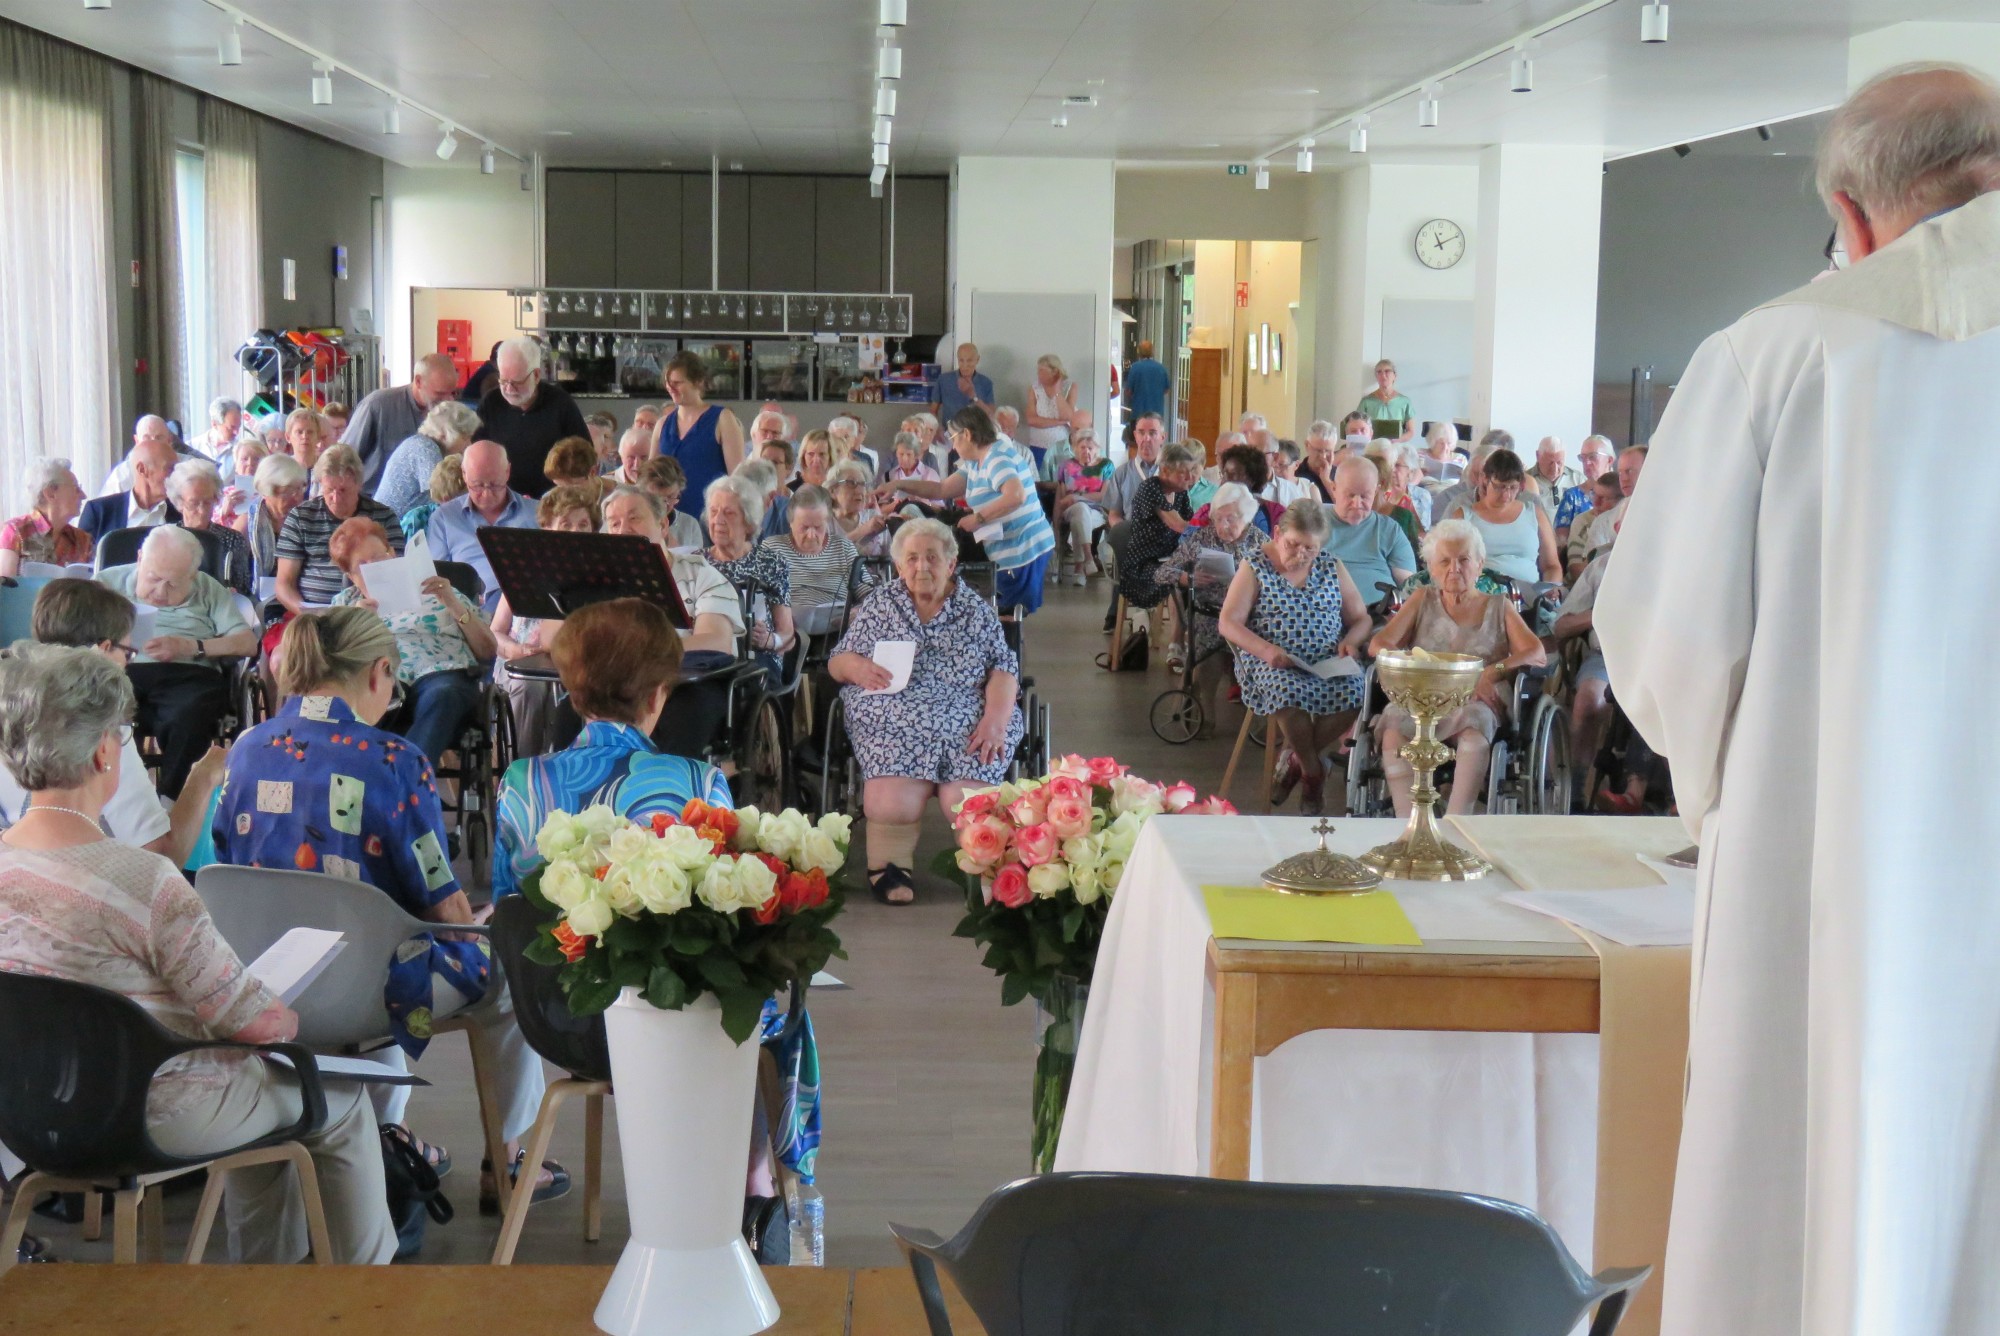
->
xmin=1114 ymin=168 xmax=1309 ymax=244
xmin=1472 ymin=144 xmax=1603 ymax=447
xmin=951 ymin=156 xmax=1116 ymax=438
xmin=1849 ymin=22 xmax=2000 ymax=86
xmin=384 ymin=165 xmax=537 ymax=380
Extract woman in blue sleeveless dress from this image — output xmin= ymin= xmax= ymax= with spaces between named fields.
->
xmin=657 ymin=349 xmax=745 ymax=519
xmin=1220 ymin=499 xmax=1372 ymax=814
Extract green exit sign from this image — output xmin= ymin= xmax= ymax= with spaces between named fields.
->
xmin=1227 ymin=163 xmax=1247 ymax=176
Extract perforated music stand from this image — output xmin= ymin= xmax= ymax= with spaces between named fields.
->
xmin=477 ymin=529 xmax=692 ymax=628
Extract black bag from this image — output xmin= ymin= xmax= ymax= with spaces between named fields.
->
xmin=1096 ymin=628 xmax=1149 ymax=672
xmin=380 ymin=1126 xmax=453 ymax=1261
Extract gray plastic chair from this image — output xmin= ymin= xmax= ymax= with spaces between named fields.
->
xmin=890 ymin=1172 xmax=1649 ymax=1336
xmin=193 ymin=864 xmax=509 ymax=1182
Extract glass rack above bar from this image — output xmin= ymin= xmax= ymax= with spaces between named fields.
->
xmin=511 ymin=287 xmax=913 ymax=339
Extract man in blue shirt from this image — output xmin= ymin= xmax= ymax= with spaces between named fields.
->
xmin=1325 ymin=456 xmax=1415 ymax=607
xmin=932 ymin=342 xmax=995 ymax=426
xmin=425 ymin=440 xmax=535 ymax=613
xmin=1123 ymin=340 xmax=1171 ymax=439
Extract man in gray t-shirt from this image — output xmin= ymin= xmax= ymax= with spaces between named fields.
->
xmin=1323 ymin=456 xmax=1415 ymax=607
xmin=341 ymin=353 xmax=460 ymax=491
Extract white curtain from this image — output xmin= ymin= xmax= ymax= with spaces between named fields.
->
xmin=0 ymin=22 xmax=115 ymax=503
xmin=202 ymin=97 xmax=262 ymax=418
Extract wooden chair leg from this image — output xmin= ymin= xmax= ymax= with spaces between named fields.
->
xmin=140 ymin=1184 xmax=165 ymax=1262
xmin=111 ymin=1187 xmax=140 ymax=1263
xmin=1219 ymin=710 xmax=1256 ymax=802
xmin=82 ymin=1185 xmax=103 ymax=1241
xmin=1264 ymin=718 xmax=1281 ymax=814
xmin=184 ymin=1169 xmax=227 ymax=1264
xmin=0 ymin=1171 xmax=49 ymax=1276
xmin=281 ymin=1145 xmax=336 ymax=1265
xmin=184 ymin=1145 xmax=333 ymax=1265
xmin=1104 ymin=596 xmax=1129 ymax=671
xmin=442 ymin=1018 xmax=511 ymax=1200
xmin=491 ymin=1083 xmax=568 ymax=1265
xmin=583 ymin=1091 xmax=606 ymax=1244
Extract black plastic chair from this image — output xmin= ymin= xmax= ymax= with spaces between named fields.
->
xmin=436 ymin=559 xmax=486 ymax=607
xmin=488 ymin=895 xmax=612 ymax=1263
xmin=95 ymin=524 xmax=229 ymax=586
xmin=890 ymin=1172 xmax=1650 ymax=1336
xmin=0 ymin=971 xmax=336 ymax=1269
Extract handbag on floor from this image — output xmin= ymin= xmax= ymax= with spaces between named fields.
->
xmin=1096 ymin=627 xmax=1149 ymax=672
xmin=381 ymin=1125 xmax=453 ymax=1261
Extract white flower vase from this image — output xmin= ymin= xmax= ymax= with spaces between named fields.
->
xmin=594 ymin=988 xmax=779 ymax=1336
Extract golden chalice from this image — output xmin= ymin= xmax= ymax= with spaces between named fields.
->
xmin=1360 ymin=649 xmax=1493 ymax=881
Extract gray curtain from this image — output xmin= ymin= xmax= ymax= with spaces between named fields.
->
xmin=132 ymin=71 xmax=185 ymax=428
xmin=202 ymin=96 xmax=260 ymax=419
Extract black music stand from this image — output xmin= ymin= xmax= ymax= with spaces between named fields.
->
xmin=477 ymin=529 xmax=692 ymax=628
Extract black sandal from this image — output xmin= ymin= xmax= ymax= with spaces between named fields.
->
xmin=870 ymin=864 xmax=916 ymax=905
xmin=383 ymin=1123 xmax=451 ymax=1179
xmin=479 ymin=1152 xmax=572 ymax=1215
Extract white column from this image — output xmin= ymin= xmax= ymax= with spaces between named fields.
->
xmin=950 ymin=156 xmax=1116 ymax=446
xmin=1470 ymin=144 xmax=1603 ymax=447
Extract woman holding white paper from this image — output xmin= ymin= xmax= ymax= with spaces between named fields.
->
xmin=0 ymin=457 xmax=90 ymax=579
xmin=0 ymin=643 xmax=396 ymax=1263
xmin=828 ymin=518 xmax=1021 ymax=905
xmin=326 ymin=517 xmax=494 ymax=767
xmin=1367 ymin=518 xmax=1544 ymax=817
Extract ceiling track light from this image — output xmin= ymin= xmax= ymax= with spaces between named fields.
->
xmin=1756 ymin=125 xmax=1773 ymax=142
xmin=873 ymin=116 xmax=893 ymax=145
xmin=1640 ymin=2 xmax=1669 ymax=43
xmin=83 ymin=0 xmax=110 ymax=10
xmin=382 ymin=101 xmax=400 ymax=135
xmin=877 ymin=42 xmax=902 ymax=80
xmin=1348 ymin=114 xmax=1369 ymax=154
xmin=1418 ymin=83 xmax=1442 ymax=128
xmin=875 ymin=85 xmax=897 ymax=117
xmin=218 ymin=18 xmax=242 ymax=66
xmin=1253 ymin=160 xmax=1270 ymax=191
xmin=311 ymin=61 xmax=333 ymax=106
xmin=436 ymin=127 xmax=458 ymax=160
xmin=480 ymin=144 xmax=496 ymax=174
xmin=879 ymin=0 xmax=907 ymax=27
xmin=1510 ymin=49 xmax=1534 ymax=93
xmin=871 ymin=142 xmax=890 ymax=167
xmin=1295 ymin=138 xmax=1314 ymax=173
xmin=869 ymin=164 xmax=887 ymax=185
xmin=1051 ymin=112 xmax=1069 ymax=129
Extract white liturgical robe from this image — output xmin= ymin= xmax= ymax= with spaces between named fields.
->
xmin=1599 ymin=191 xmax=2000 ymax=1336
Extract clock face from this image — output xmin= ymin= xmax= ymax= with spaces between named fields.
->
xmin=1415 ymin=218 xmax=1466 ymax=270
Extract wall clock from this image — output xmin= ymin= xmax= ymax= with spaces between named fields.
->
xmin=1415 ymin=218 xmax=1466 ymax=270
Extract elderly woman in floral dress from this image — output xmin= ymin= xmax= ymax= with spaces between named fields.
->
xmin=828 ymin=518 xmax=1022 ymax=905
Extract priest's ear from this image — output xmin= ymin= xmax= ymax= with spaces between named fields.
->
xmin=1831 ymin=191 xmax=1880 ymax=264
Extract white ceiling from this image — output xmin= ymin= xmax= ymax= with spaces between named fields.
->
xmin=2 ymin=0 xmax=1998 ymax=174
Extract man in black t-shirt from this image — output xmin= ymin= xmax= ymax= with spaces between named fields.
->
xmin=475 ymin=336 xmax=589 ymax=495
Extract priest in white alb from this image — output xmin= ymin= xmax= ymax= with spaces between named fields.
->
xmin=1599 ymin=64 xmax=2000 ymax=1336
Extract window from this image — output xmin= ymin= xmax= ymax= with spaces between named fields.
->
xmin=174 ymin=147 xmax=209 ymax=419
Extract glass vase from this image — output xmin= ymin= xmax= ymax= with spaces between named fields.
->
xmin=1030 ymin=973 xmax=1090 ymax=1174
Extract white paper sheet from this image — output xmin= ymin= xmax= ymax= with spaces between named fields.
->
xmin=129 ymin=603 xmax=159 ymax=649
xmin=256 ymin=575 xmax=278 ymax=601
xmin=1193 ymin=550 xmax=1237 ymax=587
xmin=864 ymin=639 xmax=916 ymax=694
xmin=1499 ymin=886 xmax=1696 ymax=947
xmin=972 ymin=520 xmax=1005 ymax=547
xmin=265 ymin=1052 xmax=428 ymax=1086
xmin=19 ymin=561 xmax=92 ymax=580
xmin=810 ymin=971 xmax=850 ymax=990
xmin=1290 ymin=653 xmax=1363 ymax=679
xmin=245 ymin=927 xmax=348 ymax=1003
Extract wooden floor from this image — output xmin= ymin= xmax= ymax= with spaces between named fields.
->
xmin=20 ymin=574 xmax=1257 ymax=1271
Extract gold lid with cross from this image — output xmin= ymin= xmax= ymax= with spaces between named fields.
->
xmin=1262 ymin=819 xmax=1385 ymax=896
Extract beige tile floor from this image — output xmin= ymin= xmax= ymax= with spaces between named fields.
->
xmin=19 ymin=573 xmax=1257 ymax=1270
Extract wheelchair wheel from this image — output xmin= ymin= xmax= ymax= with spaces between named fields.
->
xmin=1149 ymin=689 xmax=1203 ymax=745
xmin=735 ymin=696 xmax=790 ymax=813
xmin=1485 ymin=739 xmax=1513 ymax=815
xmin=1029 ymin=696 xmax=1052 ymax=778
xmin=1525 ymin=697 xmax=1573 ymax=815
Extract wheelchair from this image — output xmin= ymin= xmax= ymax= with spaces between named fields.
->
xmin=703 ymin=575 xmax=805 ymax=816
xmin=1343 ymin=575 xmax=1571 ymax=818
xmin=1149 ymin=579 xmax=1232 ymax=744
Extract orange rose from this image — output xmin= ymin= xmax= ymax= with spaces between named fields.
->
xmin=650 ymin=811 xmax=678 ymax=836
xmin=780 ymin=868 xmax=830 ymax=914
xmin=551 ymin=922 xmax=590 ymax=963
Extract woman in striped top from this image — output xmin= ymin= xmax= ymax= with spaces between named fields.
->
xmin=760 ymin=484 xmax=868 ymax=620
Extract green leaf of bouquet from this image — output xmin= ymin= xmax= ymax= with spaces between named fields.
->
xmin=522 ymin=933 xmax=563 ymax=966
xmin=565 ymin=973 xmax=622 ymax=1016
xmin=999 ymin=972 xmax=1030 ymax=1007
xmin=643 ymin=965 xmax=691 ymax=1011
xmin=698 ymin=953 xmax=748 ymax=990
xmin=718 ymin=988 xmax=767 ymax=1045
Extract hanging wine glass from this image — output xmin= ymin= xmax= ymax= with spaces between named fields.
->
xmin=859 ymin=303 xmax=872 ymax=329
xmin=591 ymin=333 xmax=604 ymax=358
xmin=754 ymin=296 xmax=765 ymax=319
xmin=556 ymin=293 xmax=570 ymax=315
xmin=699 ymin=294 xmax=711 ymax=319
xmin=556 ymin=332 xmax=571 ymax=355
xmin=593 ymin=294 xmax=606 ymax=319
xmin=609 ymin=294 xmax=621 ymax=316
xmin=735 ymin=295 xmax=747 ymax=320
xmin=842 ymin=300 xmax=855 ymax=328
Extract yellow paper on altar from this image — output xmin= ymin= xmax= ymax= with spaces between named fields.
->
xmin=1201 ymin=886 xmax=1423 ymax=946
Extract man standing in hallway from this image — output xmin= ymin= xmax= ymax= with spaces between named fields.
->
xmin=342 ymin=353 xmax=460 ymax=492
xmin=477 ymin=337 xmax=590 ymax=496
xmin=1599 ymin=63 xmax=2000 ymax=1336
xmin=932 ymin=343 xmax=995 ymax=426
xmin=1124 ymin=340 xmax=1170 ymax=441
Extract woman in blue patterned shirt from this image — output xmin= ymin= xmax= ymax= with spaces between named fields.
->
xmin=212 ymin=607 xmax=563 ymax=1209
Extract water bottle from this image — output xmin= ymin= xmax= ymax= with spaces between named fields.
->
xmin=788 ymin=1182 xmax=825 ymax=1266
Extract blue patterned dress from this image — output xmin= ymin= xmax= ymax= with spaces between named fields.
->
xmin=834 ymin=578 xmax=1023 ymax=785
xmin=1232 ymin=545 xmax=1366 ymax=717
xmin=492 ymin=722 xmax=823 ymax=1181
xmin=211 ymin=694 xmax=489 ymax=1057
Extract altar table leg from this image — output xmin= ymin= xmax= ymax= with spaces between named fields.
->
xmin=1209 ymin=967 xmax=1256 ymax=1180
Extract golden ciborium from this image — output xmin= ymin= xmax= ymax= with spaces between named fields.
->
xmin=1360 ymin=648 xmax=1493 ymax=881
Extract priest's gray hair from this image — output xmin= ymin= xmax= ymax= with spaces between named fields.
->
xmin=1818 ymin=63 xmax=2000 ymax=220
xmin=0 ymin=642 xmax=134 ymax=793
xmin=1421 ymin=517 xmax=1487 ymax=567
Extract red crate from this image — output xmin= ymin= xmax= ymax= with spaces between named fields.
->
xmin=437 ymin=319 xmax=474 ymax=358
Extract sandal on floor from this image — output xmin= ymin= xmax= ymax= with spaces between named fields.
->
xmin=479 ymin=1152 xmax=571 ymax=1215
xmin=1269 ymin=749 xmax=1303 ymax=808
xmin=870 ymin=863 xmax=917 ymax=905
xmin=384 ymin=1123 xmax=451 ymax=1179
